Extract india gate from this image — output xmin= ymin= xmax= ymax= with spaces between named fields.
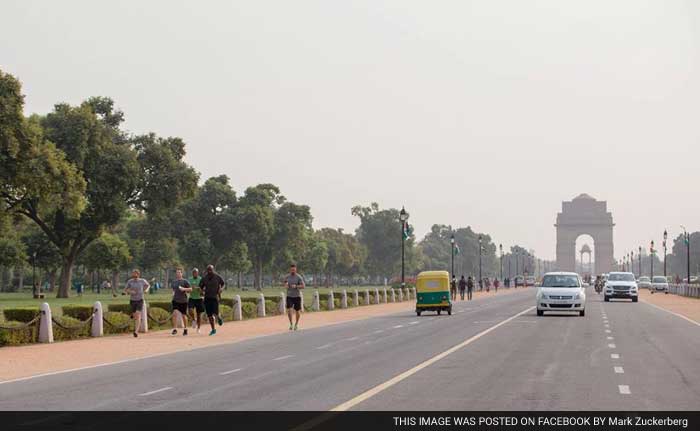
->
xmin=555 ymin=194 xmax=615 ymax=274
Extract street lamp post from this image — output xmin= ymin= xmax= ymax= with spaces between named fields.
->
xmin=478 ymin=235 xmax=483 ymax=288
xmin=663 ymin=230 xmax=668 ymax=278
xmin=450 ymin=233 xmax=455 ymax=280
xmin=630 ymin=251 xmax=634 ymax=277
xmin=32 ymin=252 xmax=37 ymax=297
xmin=499 ymin=244 xmax=503 ymax=281
xmin=650 ymin=241 xmax=655 ymax=280
xmin=681 ymin=226 xmax=690 ymax=284
xmin=399 ymin=207 xmax=409 ymax=288
xmin=638 ymin=246 xmax=642 ymax=277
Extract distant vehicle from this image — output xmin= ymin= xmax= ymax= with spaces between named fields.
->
xmin=683 ymin=276 xmax=699 ymax=284
xmin=536 ymin=272 xmax=586 ymax=316
xmin=637 ymin=276 xmax=651 ymax=290
xmin=605 ymin=272 xmax=639 ymax=302
xmin=514 ymin=275 xmax=525 ymax=287
xmin=650 ymin=276 xmax=669 ymax=294
xmin=525 ymin=276 xmax=536 ymax=286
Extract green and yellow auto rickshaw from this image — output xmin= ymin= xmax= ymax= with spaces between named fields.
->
xmin=415 ymin=270 xmax=452 ymax=316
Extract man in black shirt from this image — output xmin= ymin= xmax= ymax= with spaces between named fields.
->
xmin=200 ymin=264 xmax=225 ymax=336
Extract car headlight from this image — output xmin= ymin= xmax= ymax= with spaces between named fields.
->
xmin=541 ymin=294 xmax=548 ymax=300
xmin=574 ymin=293 xmax=581 ymax=299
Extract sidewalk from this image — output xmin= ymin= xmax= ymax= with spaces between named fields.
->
xmin=639 ymin=289 xmax=700 ymax=323
xmin=0 ymin=288 xmax=519 ymax=382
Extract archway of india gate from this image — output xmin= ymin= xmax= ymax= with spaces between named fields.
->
xmin=555 ymin=194 xmax=615 ymax=274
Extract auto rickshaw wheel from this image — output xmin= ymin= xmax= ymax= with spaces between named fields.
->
xmin=437 ymin=309 xmax=441 ymax=315
xmin=447 ymin=307 xmax=452 ymax=316
xmin=416 ymin=310 xmax=421 ymax=316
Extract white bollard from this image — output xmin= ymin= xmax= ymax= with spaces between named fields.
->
xmin=257 ymin=293 xmax=266 ymax=317
xmin=353 ymin=289 xmax=359 ymax=306
xmin=382 ymin=288 xmax=388 ymax=303
xmin=138 ymin=301 xmax=148 ymax=333
xmin=300 ymin=291 xmax=305 ymax=310
xmin=390 ymin=288 xmax=396 ymax=302
xmin=279 ymin=292 xmax=286 ymax=314
xmin=91 ymin=301 xmax=103 ymax=337
xmin=411 ymin=287 xmax=416 ymax=300
xmin=341 ymin=290 xmax=348 ymax=309
xmin=398 ymin=288 xmax=404 ymax=302
xmin=328 ymin=290 xmax=335 ymax=310
xmin=364 ymin=289 xmax=370 ymax=305
xmin=233 ymin=295 xmax=243 ymax=321
xmin=38 ymin=302 xmax=54 ymax=343
xmin=373 ymin=288 xmax=380 ymax=305
xmin=312 ymin=291 xmax=320 ymax=311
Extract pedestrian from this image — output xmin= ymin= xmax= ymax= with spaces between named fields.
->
xmin=124 ymin=269 xmax=150 ymax=338
xmin=485 ymin=277 xmax=491 ymax=293
xmin=494 ymin=278 xmax=500 ymax=292
xmin=285 ymin=264 xmax=305 ymax=331
xmin=450 ymin=276 xmax=457 ymax=301
xmin=187 ymin=268 xmax=204 ymax=334
xmin=101 ymin=279 xmax=111 ymax=295
xmin=200 ymin=264 xmax=225 ymax=336
xmin=170 ymin=268 xmax=191 ymax=336
xmin=458 ymin=275 xmax=467 ymax=300
xmin=467 ymin=276 xmax=474 ymax=301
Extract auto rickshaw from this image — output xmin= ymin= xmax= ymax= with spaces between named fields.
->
xmin=415 ymin=270 xmax=452 ymax=316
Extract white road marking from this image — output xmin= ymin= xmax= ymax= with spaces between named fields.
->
xmin=611 ymin=353 xmax=620 ymax=359
xmin=273 ymin=355 xmax=294 ymax=361
xmin=643 ymin=301 xmax=700 ymax=327
xmin=608 ymin=344 xmax=616 ymax=348
xmin=316 ymin=343 xmax=334 ymax=350
xmin=618 ymin=385 xmax=631 ymax=394
xmin=330 ymin=306 xmax=535 ymax=411
xmin=373 ymin=330 xmax=384 ymax=334
xmin=219 ymin=368 xmax=242 ymax=375
xmin=607 ymin=336 xmax=614 ymax=340
xmin=408 ymin=321 xmax=419 ymax=325
xmin=139 ymin=387 xmax=173 ymax=396
xmin=392 ymin=325 xmax=403 ymax=329
xmin=605 ymin=324 xmax=610 ymax=328
xmin=614 ymin=366 xmax=624 ymax=374
xmin=346 ymin=336 xmax=359 ymax=341
xmin=605 ymin=329 xmax=611 ymax=333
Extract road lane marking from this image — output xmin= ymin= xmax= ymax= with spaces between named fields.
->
xmin=605 ymin=330 xmax=611 ymax=333
xmin=607 ymin=336 xmax=614 ymax=340
xmin=408 ymin=321 xmax=419 ymax=325
xmin=392 ymin=325 xmax=403 ymax=329
xmin=611 ymin=353 xmax=620 ymax=359
xmin=316 ymin=343 xmax=334 ymax=350
xmin=642 ymin=301 xmax=700 ymax=327
xmin=618 ymin=385 xmax=631 ymax=394
xmin=614 ymin=366 xmax=624 ymax=374
xmin=608 ymin=344 xmax=616 ymax=348
xmin=139 ymin=387 xmax=173 ymax=396
xmin=346 ymin=336 xmax=359 ymax=341
xmin=273 ymin=355 xmax=294 ymax=361
xmin=219 ymin=368 xmax=242 ymax=376
xmin=330 ymin=306 xmax=535 ymax=411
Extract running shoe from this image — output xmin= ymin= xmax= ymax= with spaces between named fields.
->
xmin=171 ymin=329 xmax=177 ymax=335
xmin=293 ymin=323 xmax=299 ymax=331
xmin=196 ymin=327 xmax=201 ymax=334
xmin=183 ymin=329 xmax=188 ymax=336
xmin=289 ymin=324 xmax=293 ymax=330
xmin=209 ymin=329 xmax=217 ymax=336
xmin=217 ymin=316 xmax=223 ymax=326
xmin=133 ymin=332 xmax=138 ymax=338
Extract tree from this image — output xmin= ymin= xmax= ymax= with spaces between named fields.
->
xmin=271 ymin=202 xmax=313 ymax=272
xmin=21 ymin=228 xmax=62 ymax=291
xmin=668 ymin=232 xmax=700 ymax=279
xmin=417 ymin=225 xmax=498 ymax=278
xmin=81 ymin=233 xmax=132 ymax=294
xmin=317 ymin=228 xmax=364 ymax=286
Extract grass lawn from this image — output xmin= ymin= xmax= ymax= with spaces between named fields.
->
xmin=0 ymin=285 xmax=388 ymax=318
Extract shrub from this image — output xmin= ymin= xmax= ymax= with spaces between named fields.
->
xmin=241 ymin=302 xmax=256 ymax=319
xmin=0 ymin=321 xmax=38 ymax=346
xmin=148 ymin=301 xmax=172 ymax=312
xmin=390 ymin=282 xmax=416 ymax=289
xmin=320 ymin=300 xmax=328 ymax=310
xmin=303 ymin=304 xmax=313 ymax=313
xmin=62 ymin=305 xmax=95 ymax=321
xmin=107 ymin=303 xmax=131 ymax=314
xmin=334 ymin=298 xmax=340 ymax=309
xmin=265 ymin=300 xmax=278 ymax=315
xmin=219 ymin=304 xmax=232 ymax=319
xmin=148 ymin=307 xmax=171 ymax=329
xmin=103 ymin=311 xmax=132 ymax=334
xmin=53 ymin=315 xmax=91 ymax=341
xmin=3 ymin=307 xmax=40 ymax=323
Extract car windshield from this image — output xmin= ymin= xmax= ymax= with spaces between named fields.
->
xmin=541 ymin=274 xmax=579 ymax=288
xmin=608 ymin=273 xmax=635 ymax=281
xmin=638 ymin=276 xmax=650 ymax=282
xmin=652 ymin=277 xmax=666 ymax=283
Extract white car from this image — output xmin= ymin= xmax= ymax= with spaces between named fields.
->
xmin=637 ymin=276 xmax=651 ymax=290
xmin=650 ymin=276 xmax=669 ymax=294
xmin=605 ymin=272 xmax=639 ymax=302
xmin=536 ymin=272 xmax=586 ymax=316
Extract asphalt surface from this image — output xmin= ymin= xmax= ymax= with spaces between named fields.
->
xmin=0 ymin=287 xmax=698 ymax=411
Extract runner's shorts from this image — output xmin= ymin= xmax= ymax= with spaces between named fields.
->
xmin=188 ymin=298 xmax=204 ymax=314
xmin=286 ymin=296 xmax=302 ymax=311
xmin=172 ymin=301 xmax=187 ymax=315
xmin=204 ymin=298 xmax=219 ymax=317
xmin=129 ymin=300 xmax=144 ymax=314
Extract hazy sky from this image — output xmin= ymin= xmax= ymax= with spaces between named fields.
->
xmin=2 ymin=1 xmax=699 ymax=260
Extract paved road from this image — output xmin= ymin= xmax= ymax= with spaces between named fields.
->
xmin=0 ymin=287 xmax=698 ymax=411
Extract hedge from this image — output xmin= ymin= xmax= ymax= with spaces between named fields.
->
xmin=0 ymin=321 xmax=38 ymax=346
xmin=53 ymin=315 xmax=91 ymax=341
xmin=107 ymin=303 xmax=131 ymax=314
xmin=265 ymin=300 xmax=279 ymax=315
xmin=103 ymin=311 xmax=133 ymax=335
xmin=148 ymin=301 xmax=172 ymax=312
xmin=241 ymin=302 xmax=256 ymax=319
xmin=62 ymin=305 xmax=94 ymax=321
xmin=3 ymin=307 xmax=40 ymax=323
xmin=219 ymin=304 xmax=232 ymax=319
xmin=148 ymin=307 xmax=171 ymax=329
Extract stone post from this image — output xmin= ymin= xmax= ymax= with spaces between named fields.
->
xmin=312 ymin=290 xmax=320 ymax=311
xmin=38 ymin=302 xmax=53 ymax=343
xmin=257 ymin=293 xmax=266 ymax=317
xmin=364 ymin=289 xmax=370 ymax=305
xmin=300 ymin=291 xmax=305 ymax=310
xmin=390 ymin=288 xmax=396 ymax=302
xmin=398 ymin=288 xmax=404 ymax=302
xmin=328 ymin=290 xmax=335 ymax=310
xmin=279 ymin=292 xmax=286 ymax=314
xmin=382 ymin=288 xmax=388 ymax=303
xmin=373 ymin=288 xmax=380 ymax=305
xmin=91 ymin=301 xmax=103 ymax=337
xmin=353 ymin=289 xmax=359 ymax=306
xmin=341 ymin=290 xmax=348 ymax=308
xmin=233 ymin=295 xmax=243 ymax=321
xmin=138 ymin=301 xmax=148 ymax=333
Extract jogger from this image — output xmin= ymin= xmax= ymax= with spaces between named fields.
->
xmin=200 ymin=265 xmax=225 ymax=336
xmin=124 ymin=269 xmax=150 ymax=338
xmin=170 ymin=268 xmax=191 ymax=336
xmin=285 ymin=264 xmax=305 ymax=331
xmin=187 ymin=268 xmax=203 ymax=333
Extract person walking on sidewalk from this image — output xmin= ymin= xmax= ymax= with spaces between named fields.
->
xmin=285 ymin=264 xmax=305 ymax=331
xmin=187 ymin=268 xmax=204 ymax=333
xmin=458 ymin=275 xmax=467 ymax=300
xmin=170 ymin=268 xmax=191 ymax=336
xmin=450 ymin=276 xmax=457 ymax=301
xmin=494 ymin=277 xmax=500 ymax=293
xmin=124 ymin=269 xmax=150 ymax=338
xmin=200 ymin=265 xmax=225 ymax=336
xmin=466 ymin=275 xmax=474 ymax=301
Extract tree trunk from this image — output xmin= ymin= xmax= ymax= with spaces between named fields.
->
xmin=48 ymin=270 xmax=57 ymax=292
xmin=8 ymin=267 xmax=15 ymax=292
xmin=237 ymin=272 xmax=241 ymax=289
xmin=57 ymin=259 xmax=74 ymax=298
xmin=254 ymin=256 xmax=263 ymax=290
xmin=111 ymin=270 xmax=120 ymax=296
xmin=18 ymin=270 xmax=24 ymax=292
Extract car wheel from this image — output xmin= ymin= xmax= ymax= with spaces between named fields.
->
xmin=437 ymin=310 xmax=441 ymax=315
xmin=416 ymin=311 xmax=421 ymax=316
xmin=604 ymin=296 xmax=610 ymax=302
xmin=580 ymin=310 xmax=585 ymax=316
xmin=650 ymin=291 xmax=654 ymax=294
xmin=665 ymin=291 xmax=668 ymax=294
xmin=632 ymin=297 xmax=638 ymax=303
xmin=537 ymin=310 xmax=544 ymax=316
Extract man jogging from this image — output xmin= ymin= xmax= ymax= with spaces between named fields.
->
xmin=450 ymin=276 xmax=457 ymax=301
xmin=458 ymin=275 xmax=467 ymax=300
xmin=285 ymin=264 xmax=305 ymax=331
xmin=170 ymin=268 xmax=191 ymax=336
xmin=466 ymin=275 xmax=474 ymax=301
xmin=124 ymin=269 xmax=150 ymax=338
xmin=494 ymin=277 xmax=500 ymax=293
xmin=187 ymin=268 xmax=204 ymax=334
xmin=200 ymin=264 xmax=225 ymax=336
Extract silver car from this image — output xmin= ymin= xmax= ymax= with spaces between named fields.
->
xmin=637 ymin=276 xmax=652 ymax=290
xmin=650 ymin=276 xmax=669 ymax=294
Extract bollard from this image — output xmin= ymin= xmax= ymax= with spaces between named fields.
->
xmin=312 ymin=291 xmax=320 ymax=311
xmin=398 ymin=288 xmax=404 ymax=302
xmin=373 ymin=288 xmax=380 ymax=305
xmin=390 ymin=288 xmax=396 ymax=302
xmin=300 ymin=291 xmax=305 ymax=310
xmin=382 ymin=288 xmax=388 ymax=303
xmin=364 ymin=289 xmax=370 ymax=305
xmin=279 ymin=292 xmax=286 ymax=314
xmin=139 ymin=301 xmax=148 ymax=333
xmin=257 ymin=293 xmax=266 ymax=317
xmin=405 ymin=287 xmax=410 ymax=300
xmin=173 ymin=310 xmax=184 ymax=328
xmin=233 ymin=295 xmax=243 ymax=321
xmin=341 ymin=290 xmax=348 ymax=309
xmin=328 ymin=290 xmax=335 ymax=310
xmin=412 ymin=287 xmax=417 ymax=300
xmin=38 ymin=302 xmax=54 ymax=343
xmin=353 ymin=289 xmax=359 ymax=306
xmin=91 ymin=301 xmax=103 ymax=337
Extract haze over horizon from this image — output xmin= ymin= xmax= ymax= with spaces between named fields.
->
xmin=2 ymin=0 xmax=699 ymax=260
